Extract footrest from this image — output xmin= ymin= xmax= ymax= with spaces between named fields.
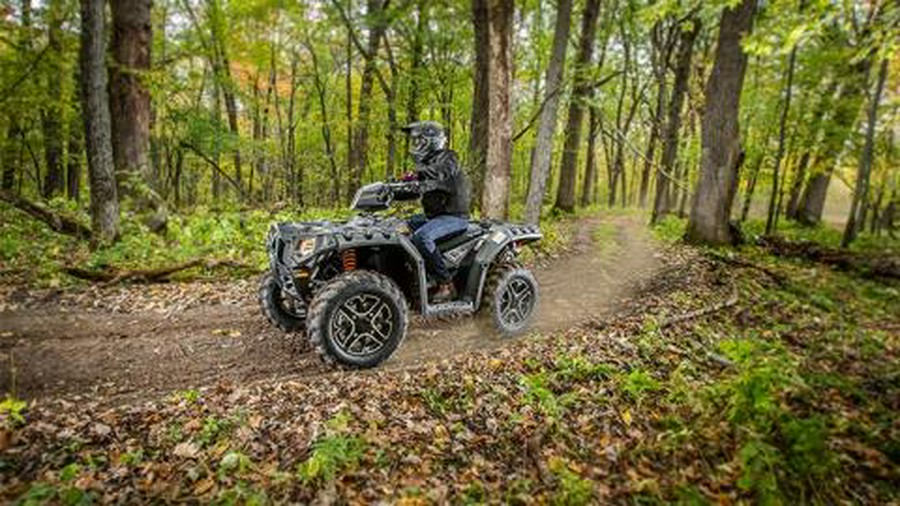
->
xmin=424 ymin=300 xmax=475 ymax=317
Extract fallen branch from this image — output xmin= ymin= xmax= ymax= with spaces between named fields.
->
xmin=702 ymin=249 xmax=787 ymax=287
xmin=0 ymin=189 xmax=92 ymax=239
xmin=659 ymin=292 xmax=739 ymax=329
xmin=757 ymin=235 xmax=900 ymax=280
xmin=64 ymin=258 xmax=253 ymax=286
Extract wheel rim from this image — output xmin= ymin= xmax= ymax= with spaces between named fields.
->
xmin=498 ymin=276 xmax=535 ymax=327
xmin=329 ymin=293 xmax=395 ymax=357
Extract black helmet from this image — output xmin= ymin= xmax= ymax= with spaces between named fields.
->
xmin=401 ymin=121 xmax=446 ymax=163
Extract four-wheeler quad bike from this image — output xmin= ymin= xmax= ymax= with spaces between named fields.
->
xmin=259 ymin=181 xmax=542 ymax=368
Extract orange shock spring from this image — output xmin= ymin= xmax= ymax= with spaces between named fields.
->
xmin=342 ymin=249 xmax=357 ymax=271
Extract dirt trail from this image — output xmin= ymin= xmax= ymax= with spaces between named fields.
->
xmin=0 ymin=214 xmax=660 ymax=403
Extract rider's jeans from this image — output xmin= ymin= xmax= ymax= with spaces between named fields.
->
xmin=408 ymin=214 xmax=468 ymax=283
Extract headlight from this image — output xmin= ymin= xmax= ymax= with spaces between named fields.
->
xmin=296 ymin=238 xmax=317 ymax=257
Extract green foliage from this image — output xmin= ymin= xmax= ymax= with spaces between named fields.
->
xmin=1 ymin=395 xmax=27 ymax=427
xmin=552 ymin=354 xmax=614 ymax=383
xmin=296 ymin=412 xmax=366 ymax=485
xmin=651 ymin=216 xmax=687 ymax=244
xmin=621 ymin=368 xmax=662 ymax=403
xmin=519 ymin=372 xmax=570 ymax=423
xmin=548 ymin=458 xmax=594 ymax=506
xmin=218 ymin=451 xmax=253 ymax=479
xmin=176 ymin=389 xmax=201 ymax=404
xmin=198 ymin=416 xmax=235 ymax=448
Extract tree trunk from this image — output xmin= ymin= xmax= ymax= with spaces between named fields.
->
xmin=109 ymin=0 xmax=152 ymax=197
xmin=685 ymin=0 xmax=756 ymax=245
xmin=785 ymin=150 xmax=811 ymax=219
xmin=345 ymin=0 xmax=353 ymax=206
xmin=523 ymin=0 xmax=573 ymax=224
xmin=639 ymin=21 xmax=673 ymax=208
xmin=404 ymin=0 xmax=425 ymax=168
xmin=80 ymin=0 xmax=120 ymax=243
xmin=608 ymin=34 xmax=630 ymax=208
xmin=553 ymin=0 xmax=602 ymax=214
xmin=480 ymin=0 xmax=514 ymax=219
xmin=2 ymin=122 xmax=20 ymax=191
xmin=842 ymin=57 xmax=888 ymax=247
xmin=41 ymin=0 xmax=65 ymax=198
xmin=580 ymin=106 xmax=600 ymax=206
xmin=651 ymin=17 xmax=699 ymax=223
xmin=308 ymin=42 xmax=340 ymax=205
xmin=347 ymin=0 xmax=390 ymax=202
xmin=739 ymin=153 xmax=764 ymax=222
xmin=469 ymin=0 xmax=490 ymax=210
xmin=67 ymin=119 xmax=83 ymax=201
xmin=796 ymin=54 xmax=869 ymax=225
xmin=765 ymin=42 xmax=798 ymax=234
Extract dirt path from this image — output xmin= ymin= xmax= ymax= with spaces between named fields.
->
xmin=0 ymin=214 xmax=660 ymax=404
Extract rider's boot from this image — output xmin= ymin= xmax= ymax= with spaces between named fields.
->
xmin=432 ymin=282 xmax=456 ymax=303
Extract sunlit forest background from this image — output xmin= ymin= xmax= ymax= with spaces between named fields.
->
xmin=0 ymin=0 xmax=897 ymax=281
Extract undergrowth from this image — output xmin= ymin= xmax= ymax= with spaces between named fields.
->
xmin=1 ymin=202 xmax=573 ymax=287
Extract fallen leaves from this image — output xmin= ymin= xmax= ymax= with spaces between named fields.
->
xmin=1 ymin=241 xmax=898 ymax=504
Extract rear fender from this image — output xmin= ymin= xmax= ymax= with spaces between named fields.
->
xmin=464 ymin=225 xmax=542 ymax=308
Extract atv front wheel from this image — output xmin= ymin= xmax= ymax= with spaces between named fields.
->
xmin=482 ymin=264 xmax=540 ymax=336
xmin=259 ymin=272 xmax=307 ymax=332
xmin=307 ymin=271 xmax=408 ymax=368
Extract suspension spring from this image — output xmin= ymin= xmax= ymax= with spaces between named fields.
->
xmin=342 ymin=249 xmax=357 ymax=271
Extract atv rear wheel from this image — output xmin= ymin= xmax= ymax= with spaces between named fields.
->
xmin=259 ymin=271 xmax=307 ymax=332
xmin=482 ymin=263 xmax=540 ymax=336
xmin=307 ymin=270 xmax=408 ymax=368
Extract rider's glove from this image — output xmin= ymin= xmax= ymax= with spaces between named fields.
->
xmin=400 ymin=171 xmax=418 ymax=182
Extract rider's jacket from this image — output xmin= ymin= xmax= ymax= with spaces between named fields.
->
xmin=416 ymin=149 xmax=470 ymax=218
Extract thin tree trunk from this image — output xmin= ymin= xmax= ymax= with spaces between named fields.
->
xmin=685 ymin=0 xmax=756 ymax=245
xmin=581 ymin=106 xmax=600 ymax=206
xmin=740 ymin=154 xmax=764 ymax=222
xmin=639 ymin=21 xmax=673 ymax=208
xmin=523 ymin=0 xmax=573 ymax=224
xmin=3 ymin=121 xmax=20 ymax=191
xmin=384 ymin=33 xmax=400 ymax=179
xmin=41 ymin=0 xmax=65 ymax=198
xmin=843 ymin=58 xmax=888 ymax=247
xmin=469 ymin=0 xmax=490 ymax=209
xmin=67 ymin=118 xmax=83 ymax=201
xmin=481 ymin=0 xmax=514 ymax=219
xmin=765 ymin=42 xmax=798 ymax=234
xmin=651 ymin=17 xmax=700 ymax=223
xmin=348 ymin=0 xmax=390 ymax=202
xmin=553 ymin=0 xmax=602 ymax=214
xmin=80 ymin=0 xmax=120 ymax=243
xmin=344 ymin=0 xmax=353 ymax=205
xmin=308 ymin=42 xmax=340 ymax=205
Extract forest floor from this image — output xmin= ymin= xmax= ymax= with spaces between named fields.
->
xmin=1 ymin=212 xmax=898 ymax=504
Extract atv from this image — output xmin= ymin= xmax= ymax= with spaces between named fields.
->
xmin=259 ymin=180 xmax=542 ymax=368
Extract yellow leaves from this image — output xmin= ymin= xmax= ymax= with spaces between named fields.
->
xmin=193 ymin=476 xmax=215 ymax=495
xmin=621 ymin=408 xmax=632 ymax=426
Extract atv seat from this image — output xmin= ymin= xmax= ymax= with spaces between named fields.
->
xmin=437 ymin=224 xmax=487 ymax=252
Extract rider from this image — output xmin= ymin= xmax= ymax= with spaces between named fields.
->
xmin=400 ymin=121 xmax=470 ymax=302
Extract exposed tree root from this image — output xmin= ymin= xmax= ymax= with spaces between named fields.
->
xmin=757 ymin=235 xmax=900 ymax=280
xmin=64 ymin=258 xmax=254 ymax=286
xmin=0 ymin=189 xmax=92 ymax=239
